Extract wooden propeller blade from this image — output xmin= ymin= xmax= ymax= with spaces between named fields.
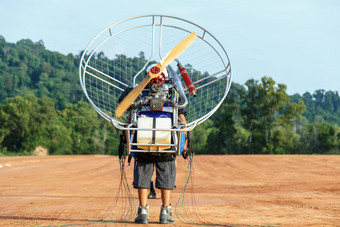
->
xmin=160 ymin=32 xmax=196 ymax=67
xmin=114 ymin=76 xmax=151 ymax=117
xmin=114 ymin=32 xmax=197 ymax=117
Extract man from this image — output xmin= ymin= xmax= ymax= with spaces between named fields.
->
xmin=119 ymin=66 xmax=187 ymax=224
xmin=133 ymin=110 xmax=187 ymax=224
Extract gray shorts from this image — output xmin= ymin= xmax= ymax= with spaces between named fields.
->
xmin=133 ymin=160 xmax=176 ymax=190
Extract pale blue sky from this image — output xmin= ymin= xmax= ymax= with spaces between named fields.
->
xmin=1 ymin=0 xmax=339 ymax=95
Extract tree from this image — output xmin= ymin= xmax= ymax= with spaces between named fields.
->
xmin=206 ymin=95 xmax=238 ymax=154
xmin=0 ymin=94 xmax=58 ymax=153
xmin=239 ymin=77 xmax=305 ymax=154
xmin=191 ymin=119 xmax=214 ymax=154
xmin=295 ymin=90 xmax=340 ymax=125
xmin=0 ymin=38 xmax=83 ymax=109
xmin=302 ymin=122 xmax=340 ymax=154
xmin=58 ymin=101 xmax=119 ymax=155
xmin=2 ymin=36 xmax=340 ymax=155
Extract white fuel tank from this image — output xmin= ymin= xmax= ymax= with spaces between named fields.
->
xmin=137 ymin=117 xmax=171 ymax=151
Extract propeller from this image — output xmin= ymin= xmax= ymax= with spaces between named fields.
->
xmin=115 ymin=32 xmax=197 ymax=117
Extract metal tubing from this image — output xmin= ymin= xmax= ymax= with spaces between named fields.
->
xmin=80 ymin=15 xmax=232 ymax=130
xmin=85 ymin=71 xmax=125 ymax=92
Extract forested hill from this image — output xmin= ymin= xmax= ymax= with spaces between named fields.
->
xmin=0 ymin=36 xmax=83 ymax=109
xmin=1 ymin=36 xmax=340 ymax=124
xmin=1 ymin=36 xmax=339 ymax=155
xmin=291 ymin=91 xmax=340 ymax=125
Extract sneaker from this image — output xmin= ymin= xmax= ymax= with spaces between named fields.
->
xmin=148 ymin=190 xmax=156 ymax=199
xmin=135 ymin=205 xmax=149 ymax=224
xmin=159 ymin=205 xmax=174 ymax=224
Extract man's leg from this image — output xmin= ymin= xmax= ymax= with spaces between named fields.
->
xmin=155 ymin=160 xmax=176 ymax=224
xmin=138 ymin=188 xmax=149 ymax=207
xmin=133 ymin=161 xmax=154 ymax=224
xmin=159 ymin=188 xmax=174 ymax=224
xmin=161 ymin=188 xmax=171 ymax=207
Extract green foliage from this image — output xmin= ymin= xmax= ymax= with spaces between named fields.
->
xmin=297 ymin=122 xmax=340 ymax=154
xmin=191 ymin=119 xmax=214 ymax=154
xmin=192 ymin=77 xmax=339 ymax=154
xmin=0 ymin=94 xmax=57 ymax=152
xmin=291 ymin=90 xmax=340 ymax=125
xmin=0 ymin=36 xmax=83 ymax=109
xmin=0 ymin=94 xmax=118 ymax=155
xmin=206 ymin=95 xmax=239 ymax=154
xmin=237 ymin=77 xmax=306 ymax=154
xmin=1 ymin=36 xmax=339 ymax=155
xmin=59 ymin=101 xmax=110 ymax=155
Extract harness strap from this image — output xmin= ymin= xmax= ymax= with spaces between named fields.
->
xmin=118 ymin=133 xmax=126 ymax=160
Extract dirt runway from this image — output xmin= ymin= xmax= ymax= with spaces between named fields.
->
xmin=0 ymin=155 xmax=339 ymax=227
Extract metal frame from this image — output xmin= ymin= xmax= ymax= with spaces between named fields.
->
xmin=79 ymin=15 xmax=232 ymax=153
xmin=112 ymin=119 xmax=196 ymax=155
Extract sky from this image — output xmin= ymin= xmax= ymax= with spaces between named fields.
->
xmin=0 ymin=0 xmax=339 ymax=95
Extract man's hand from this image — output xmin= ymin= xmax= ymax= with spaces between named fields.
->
xmin=182 ymin=149 xmax=188 ymax=159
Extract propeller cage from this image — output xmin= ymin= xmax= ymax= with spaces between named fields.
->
xmin=79 ymin=15 xmax=232 ymax=154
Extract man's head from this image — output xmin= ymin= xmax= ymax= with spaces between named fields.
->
xmin=146 ymin=64 xmax=168 ymax=86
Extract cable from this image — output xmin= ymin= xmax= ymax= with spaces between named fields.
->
xmin=100 ymin=156 xmax=136 ymax=222
xmin=36 ymin=156 xmax=136 ymax=227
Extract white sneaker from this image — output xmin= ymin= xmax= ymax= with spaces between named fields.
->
xmin=135 ymin=205 xmax=149 ymax=224
xmin=159 ymin=205 xmax=174 ymax=224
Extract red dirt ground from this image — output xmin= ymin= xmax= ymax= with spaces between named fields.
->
xmin=0 ymin=155 xmax=339 ymax=227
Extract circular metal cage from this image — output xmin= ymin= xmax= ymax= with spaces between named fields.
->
xmin=79 ymin=15 xmax=232 ymax=127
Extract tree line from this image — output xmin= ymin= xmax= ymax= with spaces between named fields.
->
xmin=0 ymin=36 xmax=339 ymax=155
xmin=193 ymin=79 xmax=340 ymax=154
